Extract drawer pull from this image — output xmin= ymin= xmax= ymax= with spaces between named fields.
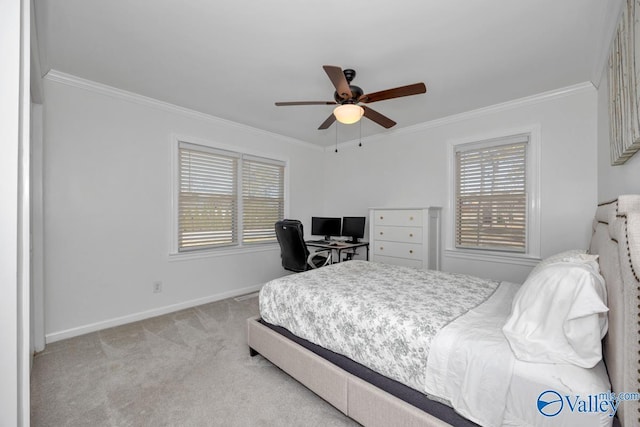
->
xmin=380 ymin=231 xmax=384 ymax=235
xmin=380 ymin=216 xmax=384 ymax=220
xmin=409 ymin=250 xmax=413 ymax=254
xmin=409 ymin=233 xmax=413 ymax=237
xmin=409 ymin=216 xmax=414 ymax=221
xmin=380 ymin=246 xmax=384 ymax=250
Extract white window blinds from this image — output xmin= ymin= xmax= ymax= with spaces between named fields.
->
xmin=179 ymin=145 xmax=238 ymax=250
xmin=177 ymin=142 xmax=285 ymax=252
xmin=455 ymin=137 xmax=528 ymax=252
xmin=242 ymin=156 xmax=284 ymax=244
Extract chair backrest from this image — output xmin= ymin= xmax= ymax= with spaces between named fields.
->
xmin=275 ymin=219 xmax=310 ymax=272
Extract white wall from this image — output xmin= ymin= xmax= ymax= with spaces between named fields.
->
xmin=1 ymin=1 xmax=21 ymax=423
xmin=1 ymin=0 xmax=31 ymax=425
xmin=31 ymin=103 xmax=45 ymax=352
xmin=43 ymin=74 xmax=323 ymax=341
xmin=42 ymin=73 xmax=605 ymax=338
xmin=323 ymin=85 xmax=599 ymax=283
xmin=597 ymin=70 xmax=640 ymax=200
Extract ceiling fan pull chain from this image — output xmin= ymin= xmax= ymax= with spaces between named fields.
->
xmin=359 ymin=119 xmax=362 ymax=147
xmin=335 ymin=122 xmax=338 ymax=153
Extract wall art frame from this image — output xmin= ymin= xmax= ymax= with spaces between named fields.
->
xmin=609 ymin=0 xmax=640 ymax=165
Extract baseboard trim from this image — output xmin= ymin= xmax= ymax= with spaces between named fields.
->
xmin=45 ymin=283 xmax=264 ymax=343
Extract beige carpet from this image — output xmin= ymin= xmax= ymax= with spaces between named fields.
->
xmin=31 ymin=295 xmax=359 ymax=426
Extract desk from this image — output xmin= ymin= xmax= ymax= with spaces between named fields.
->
xmin=305 ymin=240 xmax=369 ymax=263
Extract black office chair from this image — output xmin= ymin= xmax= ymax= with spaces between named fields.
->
xmin=275 ymin=219 xmax=332 ymax=272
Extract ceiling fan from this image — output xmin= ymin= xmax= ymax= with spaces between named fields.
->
xmin=275 ymin=65 xmax=427 ymax=130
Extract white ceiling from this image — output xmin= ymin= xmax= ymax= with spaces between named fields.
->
xmin=33 ymin=0 xmax=623 ymax=147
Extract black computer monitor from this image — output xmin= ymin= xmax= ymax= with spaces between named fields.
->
xmin=342 ymin=217 xmax=366 ymax=243
xmin=311 ymin=217 xmax=342 ymax=240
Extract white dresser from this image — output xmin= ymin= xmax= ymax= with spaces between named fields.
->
xmin=369 ymin=207 xmax=441 ymax=270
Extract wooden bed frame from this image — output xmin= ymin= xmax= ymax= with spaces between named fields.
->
xmin=247 ymin=195 xmax=640 ymax=426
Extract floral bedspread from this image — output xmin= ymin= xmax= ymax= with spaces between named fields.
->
xmin=259 ymin=260 xmax=499 ymax=393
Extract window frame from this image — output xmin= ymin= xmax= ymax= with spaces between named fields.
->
xmin=170 ymin=135 xmax=288 ymax=259
xmin=446 ymin=127 xmax=541 ymax=266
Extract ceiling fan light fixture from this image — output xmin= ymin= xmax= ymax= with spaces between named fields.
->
xmin=333 ymin=104 xmax=364 ymax=124
xmin=275 ymin=65 xmax=424 ymax=129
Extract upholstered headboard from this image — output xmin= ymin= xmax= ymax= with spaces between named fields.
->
xmin=590 ymin=195 xmax=640 ymax=426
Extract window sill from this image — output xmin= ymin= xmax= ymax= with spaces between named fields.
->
xmin=444 ymin=248 xmax=541 ymax=267
xmin=169 ymin=243 xmax=280 ymax=262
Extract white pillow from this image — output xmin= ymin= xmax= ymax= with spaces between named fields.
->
xmin=526 ymin=249 xmax=598 ymax=280
xmin=503 ymin=258 xmax=608 ymax=368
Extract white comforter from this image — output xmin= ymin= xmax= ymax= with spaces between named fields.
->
xmin=425 ymin=280 xmax=519 ymax=427
xmin=425 ymin=281 xmax=613 ymax=427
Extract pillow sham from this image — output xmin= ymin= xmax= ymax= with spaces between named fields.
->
xmin=503 ymin=259 xmax=608 ymax=368
xmin=526 ymin=249 xmax=598 ymax=281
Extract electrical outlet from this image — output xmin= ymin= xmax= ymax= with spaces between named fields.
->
xmin=153 ymin=281 xmax=162 ymax=293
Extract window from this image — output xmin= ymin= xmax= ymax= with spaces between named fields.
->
xmin=454 ymin=135 xmax=529 ymax=253
xmin=242 ymin=156 xmax=285 ymax=244
xmin=176 ymin=141 xmax=285 ymax=252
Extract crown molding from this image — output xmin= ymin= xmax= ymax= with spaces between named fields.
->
xmin=44 ymin=70 xmax=323 ymax=152
xmin=327 ymin=81 xmax=596 ymax=152
xmin=43 ymin=70 xmax=593 ymax=154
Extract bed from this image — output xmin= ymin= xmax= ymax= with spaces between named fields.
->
xmin=247 ymin=195 xmax=640 ymax=426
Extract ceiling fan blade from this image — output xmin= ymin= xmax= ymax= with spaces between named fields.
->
xmin=275 ymin=101 xmax=336 ymax=106
xmin=323 ymin=65 xmax=353 ymax=100
xmin=362 ymin=105 xmax=396 ymax=129
xmin=359 ymin=82 xmax=426 ymax=103
xmin=318 ymin=113 xmax=337 ymax=130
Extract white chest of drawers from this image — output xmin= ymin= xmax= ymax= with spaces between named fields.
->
xmin=369 ymin=207 xmax=441 ymax=270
